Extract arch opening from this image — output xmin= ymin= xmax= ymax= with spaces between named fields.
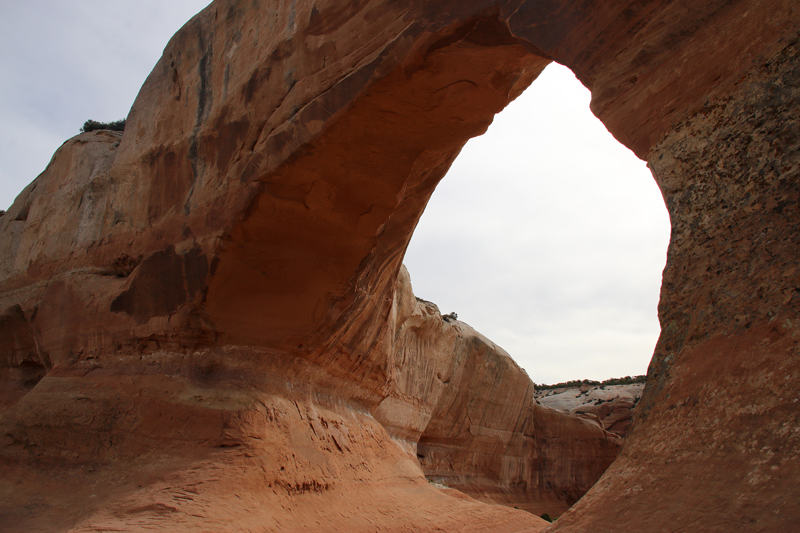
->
xmin=403 ymin=62 xmax=671 ymax=385
xmin=198 ymin=16 xmax=669 ymax=517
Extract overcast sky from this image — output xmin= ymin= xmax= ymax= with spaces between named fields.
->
xmin=0 ymin=1 xmax=671 ymax=385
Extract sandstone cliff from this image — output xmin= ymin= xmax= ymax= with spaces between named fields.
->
xmin=1 ymin=0 xmax=799 ymax=531
xmin=384 ymin=267 xmax=621 ymax=516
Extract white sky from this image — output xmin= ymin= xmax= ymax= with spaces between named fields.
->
xmin=0 ymin=1 xmax=671 ymax=385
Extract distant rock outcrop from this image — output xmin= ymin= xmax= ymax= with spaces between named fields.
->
xmin=535 ymin=383 xmax=644 ymax=437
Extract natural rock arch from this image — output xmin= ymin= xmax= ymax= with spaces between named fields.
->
xmin=0 ymin=0 xmax=798 ymax=531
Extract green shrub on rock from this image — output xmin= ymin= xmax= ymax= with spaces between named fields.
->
xmin=80 ymin=118 xmax=126 ymax=133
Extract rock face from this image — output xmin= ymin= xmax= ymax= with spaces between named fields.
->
xmin=1 ymin=0 xmax=799 ymax=531
xmin=535 ymin=383 xmax=644 ymax=437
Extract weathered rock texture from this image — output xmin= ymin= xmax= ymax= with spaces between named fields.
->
xmin=535 ymin=383 xmax=644 ymax=437
xmin=1 ymin=0 xmax=799 ymax=531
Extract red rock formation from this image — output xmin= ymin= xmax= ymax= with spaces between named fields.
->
xmin=1 ymin=0 xmax=799 ymax=531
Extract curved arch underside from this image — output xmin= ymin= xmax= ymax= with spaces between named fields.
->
xmin=0 ymin=0 xmax=799 ymax=531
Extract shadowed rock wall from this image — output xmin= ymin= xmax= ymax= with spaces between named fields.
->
xmin=1 ymin=0 xmax=799 ymax=531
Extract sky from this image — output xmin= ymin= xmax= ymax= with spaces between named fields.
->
xmin=0 ymin=1 xmax=671 ymax=385
xmin=403 ymin=65 xmax=671 ymax=384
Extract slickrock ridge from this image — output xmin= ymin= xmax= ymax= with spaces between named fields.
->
xmin=535 ymin=383 xmax=644 ymax=437
xmin=1 ymin=0 xmax=799 ymax=531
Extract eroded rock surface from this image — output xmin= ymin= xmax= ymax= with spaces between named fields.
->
xmin=1 ymin=0 xmax=799 ymax=531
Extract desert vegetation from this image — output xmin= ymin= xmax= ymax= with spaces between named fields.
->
xmin=535 ymin=375 xmax=646 ymax=390
xmin=80 ymin=118 xmax=126 ymax=133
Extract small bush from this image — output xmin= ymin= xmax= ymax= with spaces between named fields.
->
xmin=601 ymin=375 xmax=647 ymax=387
xmin=81 ymin=118 xmax=126 ymax=133
xmin=535 ymin=375 xmax=646 ymax=391
xmin=540 ymin=513 xmax=553 ymax=522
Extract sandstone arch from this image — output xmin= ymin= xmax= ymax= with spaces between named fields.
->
xmin=0 ymin=0 xmax=798 ymax=531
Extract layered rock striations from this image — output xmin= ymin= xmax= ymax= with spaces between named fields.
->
xmin=1 ymin=0 xmax=799 ymax=531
